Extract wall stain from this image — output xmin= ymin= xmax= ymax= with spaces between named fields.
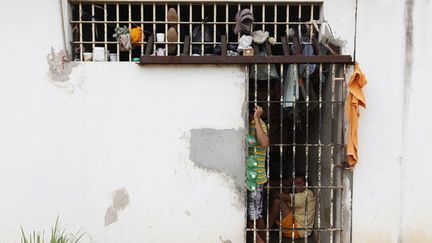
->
xmin=47 ymin=48 xmax=83 ymax=94
xmin=399 ymin=0 xmax=415 ymax=242
xmin=219 ymin=236 xmax=232 ymax=243
xmin=104 ymin=187 xmax=130 ymax=226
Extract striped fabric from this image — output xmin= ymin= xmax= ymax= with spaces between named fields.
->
xmin=248 ymin=119 xmax=268 ymax=185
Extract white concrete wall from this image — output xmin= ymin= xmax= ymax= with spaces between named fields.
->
xmin=0 ymin=1 xmax=246 ymax=243
xmin=347 ymin=0 xmax=405 ymax=242
xmin=334 ymin=0 xmax=432 ymax=242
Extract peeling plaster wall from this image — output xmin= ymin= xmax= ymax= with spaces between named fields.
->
xmin=0 ymin=62 xmax=247 ymax=243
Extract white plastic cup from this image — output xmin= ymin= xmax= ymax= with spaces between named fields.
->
xmin=93 ymin=47 xmax=105 ymax=61
xmin=156 ymin=33 xmax=165 ymax=43
xmin=156 ymin=48 xmax=165 ymax=56
xmin=109 ymin=53 xmax=118 ymax=62
xmin=83 ymin=52 xmax=93 ymax=61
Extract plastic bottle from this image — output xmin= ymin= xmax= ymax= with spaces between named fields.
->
xmin=247 ymin=156 xmax=258 ymax=169
xmin=246 ymin=134 xmax=257 ymax=147
xmin=247 ymin=169 xmax=258 ymax=180
xmin=247 ymin=179 xmax=257 ymax=191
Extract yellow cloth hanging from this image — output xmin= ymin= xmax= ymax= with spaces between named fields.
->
xmin=130 ymin=27 xmax=142 ymax=44
xmin=346 ymin=63 xmax=367 ymax=167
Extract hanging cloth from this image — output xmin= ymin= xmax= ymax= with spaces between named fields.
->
xmin=283 ymin=64 xmax=299 ymax=108
xmin=346 ymin=63 xmax=367 ymax=167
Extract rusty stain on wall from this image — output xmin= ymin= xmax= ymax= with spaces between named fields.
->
xmin=47 ymin=48 xmax=83 ymax=94
xmin=104 ymin=187 xmax=130 ymax=226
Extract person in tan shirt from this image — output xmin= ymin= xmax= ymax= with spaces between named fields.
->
xmin=269 ymin=172 xmax=316 ymax=238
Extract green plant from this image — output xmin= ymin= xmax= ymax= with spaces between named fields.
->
xmin=20 ymin=216 xmax=85 ymax=243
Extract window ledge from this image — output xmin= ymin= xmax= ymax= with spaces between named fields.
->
xmin=138 ymin=55 xmax=353 ymax=65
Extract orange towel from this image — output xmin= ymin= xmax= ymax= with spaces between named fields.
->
xmin=346 ymin=63 xmax=367 ymax=167
xmin=281 ymin=212 xmax=301 ymax=238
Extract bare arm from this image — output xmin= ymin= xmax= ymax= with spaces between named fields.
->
xmin=254 ymin=106 xmax=269 ymax=148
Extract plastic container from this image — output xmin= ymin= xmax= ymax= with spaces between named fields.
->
xmin=93 ymin=47 xmax=105 ymax=61
xmin=247 ymin=156 xmax=258 ymax=169
xmin=246 ymin=134 xmax=257 ymax=147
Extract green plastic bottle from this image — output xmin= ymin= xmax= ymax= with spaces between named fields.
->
xmin=246 ymin=134 xmax=257 ymax=147
xmin=247 ymin=179 xmax=257 ymax=191
xmin=247 ymin=169 xmax=258 ymax=180
xmin=247 ymin=156 xmax=258 ymax=169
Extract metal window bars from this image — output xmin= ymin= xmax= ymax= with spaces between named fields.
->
xmin=69 ymin=2 xmax=327 ymax=62
xmin=247 ymin=61 xmax=350 ymax=243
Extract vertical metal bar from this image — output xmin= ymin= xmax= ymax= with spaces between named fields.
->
xmin=317 ymin=63 xmax=323 ymax=243
xmin=92 ymin=3 xmax=95 ymax=61
xmin=177 ymin=3 xmax=180 ymax=56
xmin=262 ymin=4 xmax=265 ymax=31
xmin=291 ymin=63 xmax=297 ymax=243
xmin=165 ymin=4 xmax=168 ymax=56
xmin=330 ymin=63 xmax=336 ymax=243
xmin=116 ymin=3 xmax=120 ymax=58
xmin=79 ymin=3 xmax=83 ymax=61
xmin=337 ymin=64 xmax=346 ymax=242
xmin=152 ymin=4 xmax=156 ymax=55
xmin=213 ymin=3 xmax=216 ymax=50
xmin=274 ymin=4 xmax=277 ymax=42
xmin=253 ymin=62 xmax=258 ymax=243
xmin=104 ymin=3 xmax=108 ymax=61
xmin=190 ymin=4 xmax=192 ymax=55
xmin=304 ymin=62 xmax=310 ymax=243
xmin=299 ymin=4 xmax=302 ymax=19
xmin=201 ymin=4 xmax=204 ymax=55
xmin=225 ymin=4 xmax=228 ymax=47
xmin=141 ymin=3 xmax=144 ymax=57
xmin=238 ymin=3 xmax=241 ymax=41
xmin=245 ymin=65 xmax=250 ymax=243
xmin=311 ymin=4 xmax=314 ymax=21
xmin=265 ymin=49 xmax=271 ymax=243
xmin=278 ymin=63 xmax=284 ymax=243
xmin=286 ymin=3 xmax=289 ymax=35
xmin=129 ymin=3 xmax=132 ymax=61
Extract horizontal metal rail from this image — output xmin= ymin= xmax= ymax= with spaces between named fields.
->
xmin=139 ymin=55 xmax=353 ymax=64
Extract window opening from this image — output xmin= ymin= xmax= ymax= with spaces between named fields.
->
xmin=241 ymin=3 xmax=352 ymax=243
xmin=246 ymin=60 xmax=350 ymax=243
xmin=69 ymin=2 xmax=344 ymax=63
